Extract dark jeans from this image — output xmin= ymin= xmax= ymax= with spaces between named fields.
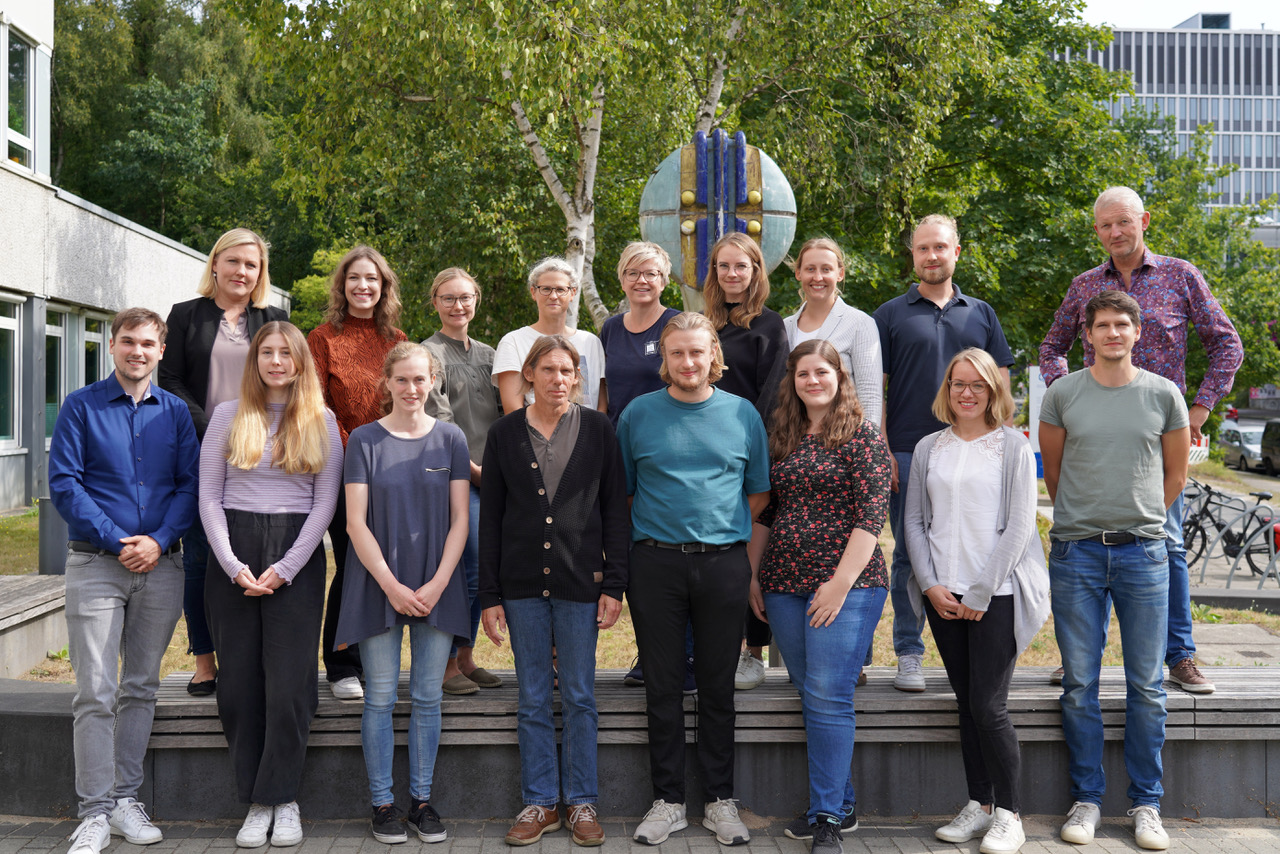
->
xmin=206 ymin=510 xmax=325 ymax=805
xmin=628 ymin=541 xmax=750 ymax=803
xmin=182 ymin=518 xmax=214 ymax=656
xmin=924 ymin=594 xmax=1021 ymax=813
xmin=322 ymin=488 xmax=362 ymax=682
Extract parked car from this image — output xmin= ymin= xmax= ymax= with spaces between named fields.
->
xmin=1257 ymin=420 xmax=1280 ymax=476
xmin=1221 ymin=420 xmax=1265 ymax=472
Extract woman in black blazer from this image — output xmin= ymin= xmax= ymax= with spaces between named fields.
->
xmin=159 ymin=227 xmax=288 ymax=695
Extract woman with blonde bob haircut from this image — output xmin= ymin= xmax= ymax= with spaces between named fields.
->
xmin=199 ymin=321 xmax=343 ymax=848
xmin=748 ymin=339 xmax=891 ymax=848
xmin=702 ymin=232 xmax=791 ymax=690
xmin=600 ymin=242 xmax=681 ymax=426
xmin=162 ymin=227 xmax=289 ymax=697
xmin=904 ymin=348 xmax=1049 ymax=854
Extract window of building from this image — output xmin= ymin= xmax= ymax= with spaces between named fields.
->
xmin=84 ymin=318 xmax=110 ymax=386
xmin=45 ymin=311 xmax=64 ymax=439
xmin=7 ymin=29 xmax=35 ymax=169
xmin=0 ymin=298 xmax=19 ymax=445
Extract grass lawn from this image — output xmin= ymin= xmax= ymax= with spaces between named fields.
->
xmin=0 ymin=506 xmax=40 ymax=576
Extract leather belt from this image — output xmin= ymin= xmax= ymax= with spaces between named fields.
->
xmin=1083 ymin=531 xmax=1137 ymax=546
xmin=69 ymin=540 xmax=181 ymax=556
xmin=637 ymin=538 xmax=738 ymax=554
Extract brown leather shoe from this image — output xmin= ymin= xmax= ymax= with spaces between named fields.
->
xmin=1169 ymin=658 xmax=1215 ymax=694
xmin=504 ymin=805 xmax=561 ymax=846
xmin=567 ymin=804 xmax=605 ymax=847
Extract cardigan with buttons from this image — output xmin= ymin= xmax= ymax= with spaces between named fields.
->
xmin=478 ymin=405 xmax=629 ymax=608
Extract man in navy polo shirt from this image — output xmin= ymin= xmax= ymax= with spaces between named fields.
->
xmin=873 ymin=214 xmax=1014 ymax=692
xmin=49 ymin=307 xmax=198 ymax=854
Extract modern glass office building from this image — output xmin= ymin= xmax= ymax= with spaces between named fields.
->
xmin=1068 ymin=13 xmax=1279 ymax=216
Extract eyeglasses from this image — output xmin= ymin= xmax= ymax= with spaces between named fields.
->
xmin=716 ymin=262 xmax=753 ymax=276
xmin=435 ymin=294 xmax=475 ymax=307
xmin=624 ymin=269 xmax=663 ymax=282
xmin=949 ymin=380 xmax=989 ymax=395
xmin=533 ymin=286 xmax=574 ymax=297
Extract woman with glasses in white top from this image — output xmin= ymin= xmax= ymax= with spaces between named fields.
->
xmin=491 ymin=257 xmax=606 ymax=415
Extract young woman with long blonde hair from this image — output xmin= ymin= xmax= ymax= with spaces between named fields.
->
xmin=199 ymin=321 xmax=343 ymax=848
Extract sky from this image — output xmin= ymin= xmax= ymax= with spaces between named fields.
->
xmin=1081 ymin=1 xmax=1277 ymax=31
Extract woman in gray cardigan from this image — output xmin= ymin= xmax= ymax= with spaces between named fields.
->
xmin=904 ymin=348 xmax=1050 ymax=854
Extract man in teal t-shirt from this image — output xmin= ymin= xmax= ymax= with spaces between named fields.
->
xmin=1039 ymin=290 xmax=1189 ymax=852
xmin=617 ymin=312 xmax=769 ymax=848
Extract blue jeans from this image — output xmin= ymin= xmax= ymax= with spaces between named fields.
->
xmin=1164 ymin=494 xmax=1195 ymax=667
xmin=451 ymin=485 xmax=482 ymax=656
xmin=504 ymin=597 xmax=600 ymax=806
xmin=65 ymin=550 xmax=184 ymax=818
xmin=886 ymin=451 xmax=925 ymax=658
xmin=765 ymin=586 xmax=887 ymax=821
xmin=360 ymin=623 xmax=454 ymax=806
xmin=1050 ymin=537 xmax=1169 ymax=808
xmin=181 ymin=518 xmax=214 ymax=656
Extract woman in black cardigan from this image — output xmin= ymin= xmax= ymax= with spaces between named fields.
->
xmin=159 ymin=228 xmax=289 ymax=695
xmin=479 ymin=335 xmax=629 ymax=847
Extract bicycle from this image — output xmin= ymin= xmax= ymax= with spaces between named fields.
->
xmin=1182 ymin=478 xmax=1275 ymax=577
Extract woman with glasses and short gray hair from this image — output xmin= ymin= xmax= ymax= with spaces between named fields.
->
xmin=599 ymin=242 xmax=681 ymax=426
xmin=491 ymin=257 xmax=607 ymax=415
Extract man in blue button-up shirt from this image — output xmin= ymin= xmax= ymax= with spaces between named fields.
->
xmin=49 ymin=307 xmax=198 ymax=854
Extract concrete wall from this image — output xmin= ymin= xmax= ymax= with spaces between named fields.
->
xmin=0 ymin=1 xmax=54 ymax=48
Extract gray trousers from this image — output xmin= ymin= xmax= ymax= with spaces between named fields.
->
xmin=64 ymin=549 xmax=183 ymax=818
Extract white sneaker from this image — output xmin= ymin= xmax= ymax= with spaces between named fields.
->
xmin=893 ymin=653 xmax=926 ymax=692
xmin=633 ymin=800 xmax=687 ymax=845
xmin=935 ymin=800 xmax=993 ymax=843
xmin=110 ymin=797 xmax=163 ymax=844
xmin=237 ymin=803 xmax=274 ymax=848
xmin=979 ymin=808 xmax=1024 ymax=854
xmin=702 ymin=798 xmax=749 ymax=845
xmin=330 ymin=676 xmax=364 ymax=700
xmin=69 ymin=815 xmax=111 ymax=854
xmin=1128 ymin=806 xmax=1169 ymax=850
xmin=734 ymin=649 xmax=766 ymax=690
xmin=271 ymin=802 xmax=303 ymax=847
xmin=1060 ymin=801 xmax=1101 ymax=845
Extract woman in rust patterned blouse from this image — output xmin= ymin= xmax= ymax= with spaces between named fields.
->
xmin=307 ymin=246 xmax=408 ymax=701
xmin=747 ymin=338 xmax=891 ymax=854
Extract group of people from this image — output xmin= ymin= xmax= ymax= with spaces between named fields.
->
xmin=48 ymin=184 xmax=1241 ymax=854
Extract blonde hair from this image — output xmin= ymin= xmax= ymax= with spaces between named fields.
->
xmin=324 ymin=245 xmax=403 ymax=340
xmin=1094 ymin=186 xmax=1145 ymax=217
xmin=616 ymin=242 xmax=671 ymax=285
xmin=520 ymin=335 xmax=583 ymax=404
xmin=931 ymin=348 xmax=1013 ymax=429
xmin=227 ymin=322 xmax=331 ymax=474
xmin=794 ymin=237 xmax=847 ymax=298
xmin=912 ymin=214 xmax=960 ymax=245
xmin=196 ymin=228 xmax=272 ymax=309
xmin=429 ymin=267 xmax=482 ymax=304
xmin=769 ymin=339 xmax=863 ymax=460
xmin=658 ymin=312 xmax=725 ymax=385
xmin=703 ymin=233 xmax=769 ymax=330
xmin=379 ymin=342 xmax=440 ymax=415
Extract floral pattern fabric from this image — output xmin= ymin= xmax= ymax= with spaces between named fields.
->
xmin=758 ymin=421 xmax=891 ymax=594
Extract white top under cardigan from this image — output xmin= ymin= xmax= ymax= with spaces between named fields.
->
xmin=925 ymin=428 xmax=1013 ymax=598
xmin=903 ymin=425 xmax=1050 ymax=656
xmin=783 ymin=296 xmax=883 ymax=427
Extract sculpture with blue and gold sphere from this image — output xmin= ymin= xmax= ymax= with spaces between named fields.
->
xmin=639 ymin=129 xmax=797 ymax=310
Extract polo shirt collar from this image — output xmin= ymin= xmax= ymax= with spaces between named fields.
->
xmin=906 ymin=282 xmax=969 ymax=305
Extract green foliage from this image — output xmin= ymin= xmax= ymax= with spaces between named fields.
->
xmin=1191 ymin=602 xmax=1223 ymax=624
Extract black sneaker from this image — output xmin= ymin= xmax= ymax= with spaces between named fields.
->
xmin=371 ymin=804 xmax=407 ymax=844
xmin=783 ymin=810 xmax=858 ymax=840
xmin=811 ymin=817 xmax=843 ymax=854
xmin=624 ymin=657 xmax=644 ymax=687
xmin=407 ymin=802 xmax=447 ymax=843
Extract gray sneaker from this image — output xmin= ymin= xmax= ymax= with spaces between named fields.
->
xmin=810 ymin=817 xmax=843 ymax=854
xmin=702 ymin=798 xmax=749 ymax=845
xmin=935 ymin=800 xmax=993 ymax=843
xmin=893 ymin=654 xmax=926 ymax=692
xmin=783 ymin=810 xmax=858 ymax=840
xmin=633 ymin=800 xmax=687 ymax=845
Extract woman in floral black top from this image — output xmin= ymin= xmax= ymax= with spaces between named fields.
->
xmin=748 ymin=339 xmax=890 ymax=854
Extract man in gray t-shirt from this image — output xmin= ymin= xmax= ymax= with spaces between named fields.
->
xmin=1038 ymin=290 xmax=1189 ymax=850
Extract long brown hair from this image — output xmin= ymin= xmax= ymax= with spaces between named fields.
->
xmin=769 ymin=339 xmax=864 ymax=460
xmin=226 ymin=322 xmax=331 ymax=474
xmin=702 ymin=233 xmax=769 ymax=330
xmin=324 ymin=245 xmax=403 ymax=340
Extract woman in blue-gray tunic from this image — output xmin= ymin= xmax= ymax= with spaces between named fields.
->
xmin=335 ymin=342 xmax=471 ymax=845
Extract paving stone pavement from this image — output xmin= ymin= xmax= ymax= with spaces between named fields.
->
xmin=3 ymin=813 xmax=1279 ymax=854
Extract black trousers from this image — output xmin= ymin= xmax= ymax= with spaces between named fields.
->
xmin=321 ymin=488 xmax=362 ymax=681
xmin=924 ymin=594 xmax=1021 ymax=812
xmin=627 ymin=541 xmax=749 ymax=803
xmin=206 ymin=510 xmax=325 ymax=805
